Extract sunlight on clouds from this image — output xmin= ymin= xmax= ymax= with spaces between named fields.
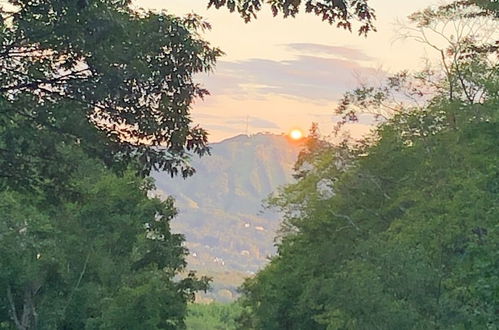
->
xmin=191 ymin=94 xmax=372 ymax=142
xmin=134 ymin=0 xmax=439 ymax=141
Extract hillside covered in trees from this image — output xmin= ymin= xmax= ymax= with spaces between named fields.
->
xmin=154 ymin=133 xmax=300 ymax=302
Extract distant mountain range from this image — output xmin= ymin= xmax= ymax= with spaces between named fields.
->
xmin=153 ymin=133 xmax=302 ymax=301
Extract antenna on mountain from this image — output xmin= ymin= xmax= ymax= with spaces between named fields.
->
xmin=245 ymin=115 xmax=249 ymax=136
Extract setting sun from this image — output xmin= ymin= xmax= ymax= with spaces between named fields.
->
xmin=289 ymin=129 xmax=304 ymax=140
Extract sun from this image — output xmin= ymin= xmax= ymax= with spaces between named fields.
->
xmin=289 ymin=129 xmax=303 ymax=140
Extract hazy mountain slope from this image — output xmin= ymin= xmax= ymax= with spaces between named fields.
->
xmin=153 ymin=133 xmax=301 ymax=301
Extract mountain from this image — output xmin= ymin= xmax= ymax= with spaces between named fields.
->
xmin=153 ymin=133 xmax=301 ymax=301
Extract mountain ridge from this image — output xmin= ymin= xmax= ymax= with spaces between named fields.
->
xmin=153 ymin=132 xmax=302 ymax=301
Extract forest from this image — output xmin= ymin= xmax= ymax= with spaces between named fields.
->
xmin=0 ymin=0 xmax=498 ymax=329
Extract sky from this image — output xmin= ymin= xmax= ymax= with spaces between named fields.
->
xmin=134 ymin=0 xmax=440 ymax=142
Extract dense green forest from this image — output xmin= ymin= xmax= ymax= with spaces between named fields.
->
xmin=237 ymin=2 xmax=499 ymax=329
xmin=1 ymin=0 xmax=498 ymax=329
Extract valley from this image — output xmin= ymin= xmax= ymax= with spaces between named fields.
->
xmin=153 ymin=133 xmax=302 ymax=301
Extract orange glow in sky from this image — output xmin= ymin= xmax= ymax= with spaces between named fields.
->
xmin=290 ymin=129 xmax=304 ymax=140
xmin=135 ymin=0 xmax=439 ymax=142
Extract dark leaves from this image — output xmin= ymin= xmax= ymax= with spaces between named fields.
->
xmin=0 ymin=1 xmax=222 ymax=190
xmin=208 ymin=0 xmax=376 ymax=35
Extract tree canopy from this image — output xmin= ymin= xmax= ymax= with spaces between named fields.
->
xmin=0 ymin=0 xmax=390 ymax=328
xmin=208 ymin=0 xmax=376 ymax=35
xmin=0 ymin=0 xmax=223 ymax=191
xmin=0 ymin=148 xmax=210 ymax=329
xmin=237 ymin=2 xmax=499 ymax=329
xmin=0 ymin=0 xmax=383 ymax=328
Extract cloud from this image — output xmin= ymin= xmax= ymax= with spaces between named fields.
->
xmin=194 ymin=113 xmax=279 ymax=129
xmin=203 ymin=124 xmax=241 ymax=133
xmin=285 ymin=43 xmax=373 ymax=61
xmin=192 ymin=113 xmax=280 ymax=137
xmin=192 ymin=112 xmax=224 ymax=120
xmin=225 ymin=116 xmax=280 ymax=129
xmin=199 ymin=55 xmax=381 ymax=102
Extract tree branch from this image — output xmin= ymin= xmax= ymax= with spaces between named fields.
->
xmin=6 ymin=285 xmax=24 ymax=330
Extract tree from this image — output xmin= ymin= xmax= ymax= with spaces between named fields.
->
xmin=0 ymin=0 xmax=223 ymax=191
xmin=335 ymin=0 xmax=498 ymax=132
xmin=238 ymin=2 xmax=499 ymax=328
xmin=240 ymin=72 xmax=499 ymax=330
xmin=208 ymin=0 xmax=376 ymax=35
xmin=0 ymin=149 xmax=209 ymax=329
xmin=468 ymin=0 xmax=499 ymax=16
xmin=184 ymin=302 xmax=243 ymax=329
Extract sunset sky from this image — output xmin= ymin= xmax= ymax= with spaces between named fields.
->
xmin=135 ymin=0 xmax=439 ymax=142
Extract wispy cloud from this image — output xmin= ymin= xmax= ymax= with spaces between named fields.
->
xmin=200 ymin=55 xmax=381 ymax=101
xmin=203 ymin=124 xmax=242 ymax=133
xmin=194 ymin=114 xmax=280 ymax=132
xmin=225 ymin=116 xmax=280 ymax=129
xmin=285 ymin=43 xmax=374 ymax=61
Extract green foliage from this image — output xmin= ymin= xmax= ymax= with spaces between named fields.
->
xmin=207 ymin=0 xmax=375 ymax=35
xmin=185 ymin=302 xmax=243 ymax=330
xmin=0 ymin=150 xmax=209 ymax=329
xmin=0 ymin=0 xmax=384 ymax=329
xmin=240 ymin=88 xmax=499 ymax=330
xmin=0 ymin=0 xmax=222 ymax=191
xmin=455 ymin=0 xmax=499 ymax=17
xmin=238 ymin=4 xmax=499 ymax=330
